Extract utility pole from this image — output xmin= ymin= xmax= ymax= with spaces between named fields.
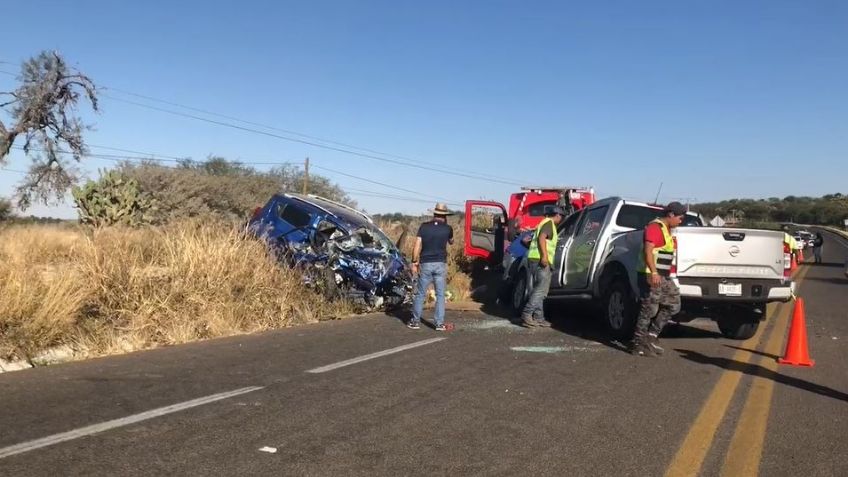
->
xmin=303 ymin=157 xmax=310 ymax=195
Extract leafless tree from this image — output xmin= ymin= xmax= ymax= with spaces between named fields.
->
xmin=0 ymin=51 xmax=98 ymax=209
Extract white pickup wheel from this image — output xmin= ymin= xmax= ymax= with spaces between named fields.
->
xmin=717 ymin=320 xmax=759 ymax=340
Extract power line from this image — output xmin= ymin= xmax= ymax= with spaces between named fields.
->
xmin=9 ymin=145 xmax=300 ymax=166
xmin=100 ymin=93 xmax=526 ymax=186
xmin=103 ymin=86 xmax=530 ymax=185
xmin=1 ymin=167 xmax=27 ymax=174
xmin=344 ymin=187 xmax=462 ymax=207
xmin=310 ymin=164 xmax=459 ymax=204
xmin=87 ymin=143 xmax=190 ymax=161
xmin=4 ymin=67 xmax=530 ymax=189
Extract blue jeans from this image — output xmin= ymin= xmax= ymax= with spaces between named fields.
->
xmin=521 ymin=260 xmax=552 ymax=320
xmin=412 ymin=262 xmax=447 ymax=326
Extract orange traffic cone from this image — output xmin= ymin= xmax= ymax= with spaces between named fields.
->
xmin=798 ymin=249 xmax=805 ymax=264
xmin=778 ymin=298 xmax=815 ymax=367
xmin=790 ymin=254 xmax=798 ymax=273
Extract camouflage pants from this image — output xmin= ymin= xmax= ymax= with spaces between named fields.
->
xmin=634 ymin=274 xmax=681 ymax=342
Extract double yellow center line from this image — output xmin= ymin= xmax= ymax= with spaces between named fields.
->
xmin=665 ymin=266 xmax=810 ymax=477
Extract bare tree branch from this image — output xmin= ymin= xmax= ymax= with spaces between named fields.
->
xmin=0 ymin=91 xmax=19 ymax=108
xmin=0 ymin=50 xmax=98 ymax=209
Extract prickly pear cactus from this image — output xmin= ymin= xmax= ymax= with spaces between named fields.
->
xmin=71 ymin=170 xmax=156 ymax=226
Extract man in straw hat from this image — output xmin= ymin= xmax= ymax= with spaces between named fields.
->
xmin=409 ymin=203 xmax=454 ymax=331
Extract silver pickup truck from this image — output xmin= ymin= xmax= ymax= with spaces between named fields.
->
xmin=496 ymin=197 xmax=794 ymax=340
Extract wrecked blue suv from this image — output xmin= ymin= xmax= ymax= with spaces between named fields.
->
xmin=248 ymin=193 xmax=413 ymax=309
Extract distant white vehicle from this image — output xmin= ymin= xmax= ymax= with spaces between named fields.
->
xmin=793 ymin=231 xmax=814 ymax=249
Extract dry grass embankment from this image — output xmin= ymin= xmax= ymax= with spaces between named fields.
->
xmin=0 ymin=220 xmax=352 ymax=363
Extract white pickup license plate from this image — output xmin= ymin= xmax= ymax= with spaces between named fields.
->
xmin=718 ymin=283 xmax=743 ymax=296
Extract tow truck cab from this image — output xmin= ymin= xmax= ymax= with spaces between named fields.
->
xmin=464 ymin=186 xmax=596 ymax=263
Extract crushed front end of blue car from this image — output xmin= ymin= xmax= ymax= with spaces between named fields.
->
xmin=248 ymin=194 xmax=414 ymax=310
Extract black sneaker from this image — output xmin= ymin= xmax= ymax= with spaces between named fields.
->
xmin=407 ymin=321 xmax=420 ymax=330
xmin=435 ymin=324 xmax=447 ymax=331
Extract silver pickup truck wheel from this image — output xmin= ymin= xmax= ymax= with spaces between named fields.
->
xmin=603 ymin=279 xmax=637 ymax=340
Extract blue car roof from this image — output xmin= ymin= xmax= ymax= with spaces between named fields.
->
xmin=278 ymin=193 xmax=372 ymax=229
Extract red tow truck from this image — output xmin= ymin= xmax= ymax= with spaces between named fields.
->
xmin=464 ymin=186 xmax=596 ymax=264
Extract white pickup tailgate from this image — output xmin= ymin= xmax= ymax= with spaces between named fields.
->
xmin=674 ymin=228 xmax=785 ymax=280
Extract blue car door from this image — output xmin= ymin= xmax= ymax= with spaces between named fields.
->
xmin=260 ymin=197 xmax=314 ymax=244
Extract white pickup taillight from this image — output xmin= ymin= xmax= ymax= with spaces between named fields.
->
xmin=783 ymin=243 xmax=791 ymax=278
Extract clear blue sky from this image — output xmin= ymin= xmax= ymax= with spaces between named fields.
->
xmin=1 ymin=0 xmax=846 ymax=218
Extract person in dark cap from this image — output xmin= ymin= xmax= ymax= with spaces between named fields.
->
xmin=630 ymin=201 xmax=687 ymax=357
xmin=519 ymin=205 xmax=567 ymax=328
xmin=409 ymin=203 xmax=455 ymax=331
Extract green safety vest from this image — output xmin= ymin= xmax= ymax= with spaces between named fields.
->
xmin=642 ymin=219 xmax=675 ymax=276
xmin=528 ymin=218 xmax=558 ymax=262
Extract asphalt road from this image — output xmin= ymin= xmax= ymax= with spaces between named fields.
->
xmin=0 ymin=230 xmax=845 ymax=476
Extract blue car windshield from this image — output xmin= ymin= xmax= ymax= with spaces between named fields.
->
xmin=355 ymin=224 xmax=397 ymax=252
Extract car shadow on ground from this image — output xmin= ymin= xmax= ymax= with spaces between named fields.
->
xmin=383 ymin=306 xmax=413 ymax=326
xmin=550 ymin=313 xmax=630 ymax=354
xmin=386 ymin=282 xmax=726 ymax=349
xmin=383 ymin=306 xmax=438 ymax=330
xmin=662 ymin=322 xmax=724 ymax=339
xmin=675 ymin=348 xmax=848 ymax=404
xmin=468 ymin=299 xmax=628 ymax=352
xmin=476 ymin=299 xmax=725 ymax=354
xmin=383 ymin=303 xmax=475 ymax=330
xmin=478 ymin=299 xmax=517 ymax=321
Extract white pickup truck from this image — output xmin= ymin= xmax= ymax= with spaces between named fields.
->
xmin=487 ymin=197 xmax=794 ymax=340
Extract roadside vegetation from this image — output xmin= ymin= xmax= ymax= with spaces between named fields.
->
xmin=693 ymin=195 xmax=848 ymax=226
xmin=0 ymin=220 xmax=353 ymax=363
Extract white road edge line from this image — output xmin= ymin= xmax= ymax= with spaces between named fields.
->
xmin=306 ymin=337 xmax=447 ymax=374
xmin=0 ymin=386 xmax=264 ymax=460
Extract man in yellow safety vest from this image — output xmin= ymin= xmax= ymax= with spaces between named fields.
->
xmin=519 ymin=206 xmax=567 ymax=328
xmin=630 ymin=201 xmax=687 ymax=357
